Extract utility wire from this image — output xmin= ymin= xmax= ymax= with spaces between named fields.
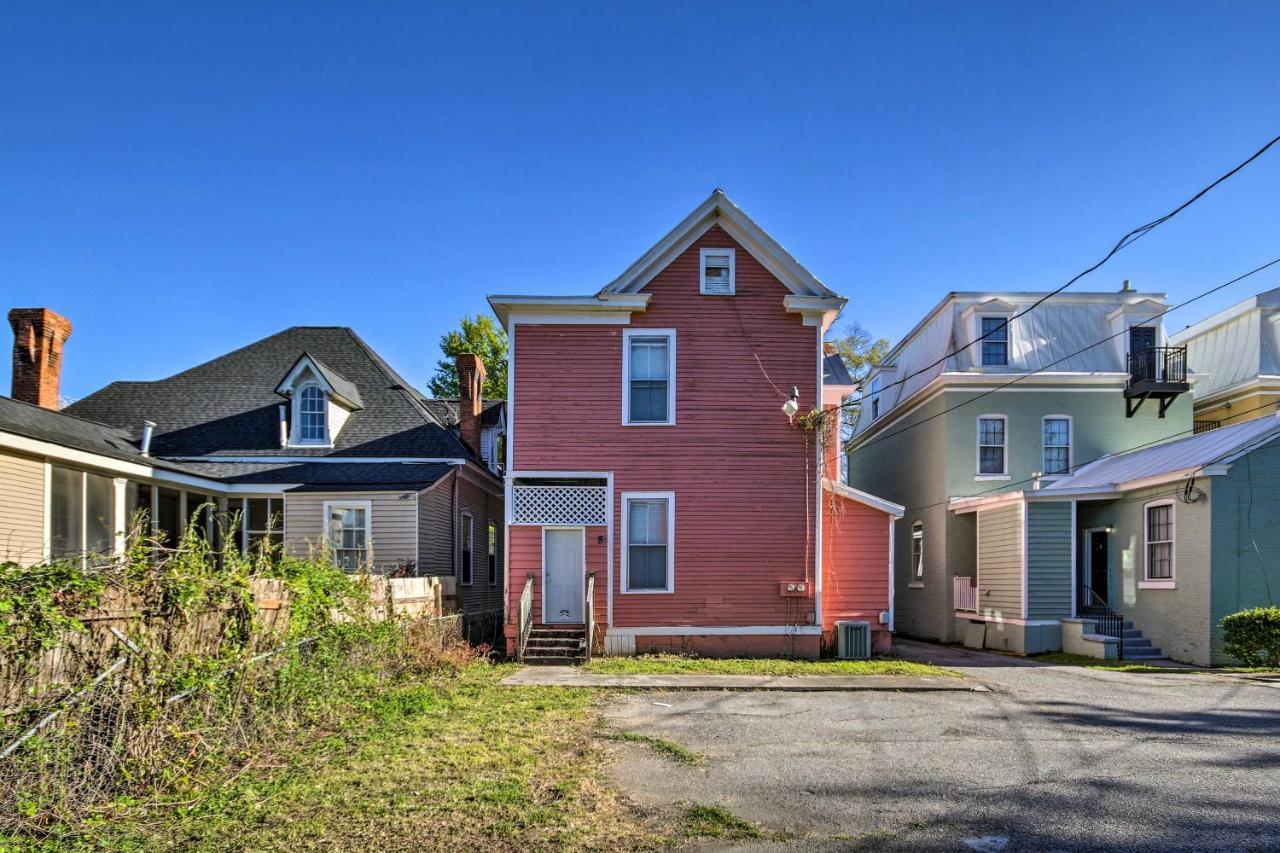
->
xmin=846 ymin=255 xmax=1280 ymax=454
xmin=842 ymin=132 xmax=1280 ymax=406
xmin=897 ymin=397 xmax=1280 ymax=515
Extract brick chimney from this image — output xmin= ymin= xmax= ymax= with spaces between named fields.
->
xmin=455 ymin=353 xmax=486 ymax=454
xmin=9 ymin=308 xmax=72 ymax=409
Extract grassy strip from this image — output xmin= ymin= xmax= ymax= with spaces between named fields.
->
xmin=583 ymin=653 xmax=958 ymax=678
xmin=610 ymin=731 xmax=703 ymax=765
xmin=682 ymin=805 xmax=765 ymax=840
xmin=1033 ymin=652 xmax=1173 ymax=672
xmin=87 ymin=664 xmax=667 ymax=851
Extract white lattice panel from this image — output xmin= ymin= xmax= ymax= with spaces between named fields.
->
xmin=512 ymin=486 xmax=607 ymax=525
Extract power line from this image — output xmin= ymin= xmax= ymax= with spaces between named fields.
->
xmin=846 ymin=132 xmax=1280 ymax=406
xmin=897 ymin=397 xmax=1280 ymax=516
xmin=845 ymin=255 xmax=1280 ymax=454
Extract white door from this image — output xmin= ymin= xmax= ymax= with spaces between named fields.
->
xmin=543 ymin=528 xmax=585 ymax=624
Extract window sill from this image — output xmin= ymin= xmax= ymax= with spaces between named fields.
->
xmin=975 ymin=474 xmax=1011 ymax=481
xmin=908 ymin=582 xmax=925 ymax=589
xmin=622 ymin=421 xmax=677 ymax=427
xmin=621 ymin=588 xmax=675 ymax=594
xmin=1138 ymin=580 xmax=1176 ymax=590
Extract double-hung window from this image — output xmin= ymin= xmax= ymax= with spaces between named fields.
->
xmin=977 ymin=416 xmax=1007 ymax=476
xmin=699 ymin=248 xmax=735 ymax=295
xmin=980 ymin=316 xmax=1009 ymax=366
xmin=624 ymin=330 xmax=675 ymax=425
xmin=487 ymin=523 xmax=497 ymax=585
xmin=911 ymin=522 xmax=924 ymax=584
xmin=461 ymin=513 xmax=474 ymax=586
xmin=325 ymin=501 xmax=370 ymax=570
xmin=298 ymin=385 xmax=328 ymax=443
xmin=1042 ymin=416 xmax=1071 ymax=476
xmin=623 ymin=492 xmax=674 ymax=592
xmin=869 ymin=377 xmax=882 ymax=420
xmin=1144 ymin=502 xmax=1175 ymax=584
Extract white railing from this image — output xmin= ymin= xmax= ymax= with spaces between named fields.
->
xmin=584 ymin=572 xmax=596 ymax=662
xmin=517 ymin=575 xmax=534 ymax=662
xmin=954 ymin=576 xmax=978 ymax=612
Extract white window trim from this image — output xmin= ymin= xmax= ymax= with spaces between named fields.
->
xmin=699 ymin=247 xmax=736 ymax=295
xmin=290 ymin=382 xmax=333 ymax=448
xmin=620 ymin=490 xmax=675 ymax=594
xmin=622 ymin=328 xmax=677 ymax=426
xmin=909 ymin=520 xmax=924 ymax=587
xmin=460 ymin=511 xmax=475 ymax=586
xmin=976 ymin=414 xmax=1009 ymax=478
xmin=977 ymin=314 xmax=1012 ymax=367
xmin=322 ymin=499 xmax=372 ymax=569
xmin=1140 ymin=499 xmax=1176 ymax=589
xmin=1041 ymin=414 xmax=1073 ymax=478
xmin=487 ymin=522 xmax=498 ymax=585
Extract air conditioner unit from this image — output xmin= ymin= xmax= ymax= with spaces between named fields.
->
xmin=836 ymin=620 xmax=872 ymax=660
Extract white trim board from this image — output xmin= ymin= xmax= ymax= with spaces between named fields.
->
xmin=607 ymin=625 xmax=823 ymax=637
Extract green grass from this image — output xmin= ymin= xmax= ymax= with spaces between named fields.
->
xmin=682 ymin=805 xmax=765 ymax=840
xmin=1034 ymin=652 xmax=1172 ymax=672
xmin=83 ymin=664 xmax=668 ymax=851
xmin=610 ymin=731 xmax=703 ymax=765
xmin=583 ymin=653 xmax=958 ymax=678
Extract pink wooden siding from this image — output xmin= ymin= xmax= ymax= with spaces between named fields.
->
xmin=822 ymin=494 xmax=893 ymax=654
xmin=505 ymin=524 xmax=607 ymax=653
xmin=512 ymin=226 xmax=820 ymax=630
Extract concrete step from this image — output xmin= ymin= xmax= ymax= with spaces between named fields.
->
xmin=528 ymin=628 xmax=587 ymax=639
xmin=1123 ymin=648 xmax=1167 ymax=660
xmin=1124 ymin=637 xmax=1154 ymax=649
xmin=524 ymin=654 xmax=585 ymax=665
xmin=1121 ymin=629 xmax=1146 ymax=639
xmin=525 ymin=637 xmax=584 ymax=649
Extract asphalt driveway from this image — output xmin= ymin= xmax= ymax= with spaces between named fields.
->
xmin=604 ymin=641 xmax=1280 ymax=852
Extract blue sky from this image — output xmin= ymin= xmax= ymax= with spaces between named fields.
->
xmin=3 ymin=2 xmax=1278 ymax=400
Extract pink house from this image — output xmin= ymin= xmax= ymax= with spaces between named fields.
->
xmin=490 ymin=191 xmax=903 ymax=661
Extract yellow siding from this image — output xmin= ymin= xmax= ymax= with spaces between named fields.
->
xmin=0 ymin=449 xmax=46 ymax=566
xmin=284 ymin=490 xmax=418 ymax=572
xmin=1194 ymin=391 xmax=1280 ymax=428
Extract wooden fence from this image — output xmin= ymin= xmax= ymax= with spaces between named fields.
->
xmin=2 ymin=575 xmax=449 ymax=714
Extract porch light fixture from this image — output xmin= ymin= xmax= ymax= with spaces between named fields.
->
xmin=782 ymin=386 xmax=799 ymax=420
xmin=1104 ymin=524 xmax=1115 ymax=534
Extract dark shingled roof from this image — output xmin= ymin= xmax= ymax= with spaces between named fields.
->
xmin=65 ymin=327 xmax=471 ymax=460
xmin=0 ymin=395 xmax=198 ymax=476
xmin=823 ymin=353 xmax=855 ymax=388
xmin=422 ymin=398 xmax=505 ymax=429
xmin=280 ymin=354 xmax=364 ymax=409
xmin=172 ymin=460 xmax=455 ymax=492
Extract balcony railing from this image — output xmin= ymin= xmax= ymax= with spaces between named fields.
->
xmin=954 ymin=576 xmax=978 ymax=612
xmin=1124 ymin=346 xmax=1189 ymax=418
xmin=1194 ymin=419 xmax=1221 ymax=434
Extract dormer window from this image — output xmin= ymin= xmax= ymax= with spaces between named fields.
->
xmin=298 ymin=385 xmax=328 ymax=443
xmin=275 ymin=353 xmax=364 ymax=449
xmin=700 ymin=248 xmax=735 ymax=295
xmin=980 ymin=316 xmax=1009 ymax=366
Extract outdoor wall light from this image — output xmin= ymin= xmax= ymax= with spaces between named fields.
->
xmin=781 ymin=386 xmax=800 ymax=420
xmin=1104 ymin=524 xmax=1115 ymax=534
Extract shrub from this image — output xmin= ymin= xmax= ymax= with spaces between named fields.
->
xmin=1221 ymin=606 xmax=1280 ymax=667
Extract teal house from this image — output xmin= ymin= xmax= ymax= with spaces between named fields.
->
xmin=846 ymin=287 xmax=1195 ymax=656
xmin=951 ymin=416 xmax=1280 ymax=666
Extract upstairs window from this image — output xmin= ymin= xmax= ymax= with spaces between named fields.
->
xmin=977 ymin=415 xmax=1007 ymax=476
xmin=624 ymin=330 xmax=676 ymax=425
xmin=980 ymin=316 xmax=1009 ymax=366
xmin=1043 ymin=416 xmax=1071 ymax=476
xmin=870 ymin=377 xmax=882 ymax=420
xmin=298 ymin=385 xmax=328 ymax=443
xmin=699 ymin=248 xmax=735 ymax=295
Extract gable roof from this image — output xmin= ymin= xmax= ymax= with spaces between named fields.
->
xmin=276 ymin=353 xmax=364 ymax=409
xmin=599 ymin=189 xmax=837 ymax=299
xmin=1044 ymin=414 xmax=1280 ymax=491
xmin=65 ymin=327 xmax=471 ymax=461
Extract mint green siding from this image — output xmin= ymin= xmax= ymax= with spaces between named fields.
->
xmin=1026 ymin=502 xmax=1074 ymax=619
xmin=1210 ymin=442 xmax=1280 ymax=663
xmin=977 ymin=505 xmax=1022 ymax=618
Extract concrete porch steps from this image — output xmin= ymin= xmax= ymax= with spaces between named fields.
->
xmin=1118 ymin=620 xmax=1167 ymax=661
xmin=523 ymin=626 xmax=587 ymax=666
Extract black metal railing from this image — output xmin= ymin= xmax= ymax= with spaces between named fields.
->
xmin=1078 ymin=585 xmax=1124 ymax=659
xmin=1127 ymin=346 xmax=1187 ymax=387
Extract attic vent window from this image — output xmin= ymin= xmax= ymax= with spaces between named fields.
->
xmin=700 ymin=248 xmax=735 ymax=295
